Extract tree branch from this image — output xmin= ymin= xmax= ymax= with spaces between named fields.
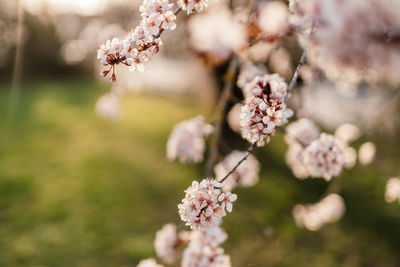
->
xmin=206 ymin=56 xmax=240 ymax=176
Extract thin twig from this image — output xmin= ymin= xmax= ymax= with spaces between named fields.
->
xmin=218 ymin=143 xmax=256 ymax=183
xmin=206 ymin=56 xmax=240 ymax=176
xmin=284 ymin=21 xmax=315 ymax=102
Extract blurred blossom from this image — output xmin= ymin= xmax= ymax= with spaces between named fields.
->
xmin=61 ymin=40 xmax=87 ymax=65
xmin=137 ymin=258 xmax=163 ymax=267
xmin=268 ymin=47 xmax=292 ymax=80
xmin=290 ymin=0 xmax=400 ymax=85
xmin=227 ymin=103 xmax=242 ymax=133
xmin=334 ymin=80 xmax=358 ymax=98
xmin=182 ymin=226 xmax=231 ymax=267
xmin=293 ymin=194 xmax=345 ymax=231
xmin=299 ymin=65 xmax=318 ymax=84
xmin=246 ymin=42 xmax=274 ymax=63
xmin=303 ymin=134 xmax=345 ymax=181
xmin=334 ymin=123 xmax=361 ymax=146
xmin=188 ymin=5 xmax=247 ymax=63
xmin=167 ymin=116 xmax=213 ymax=164
xmin=257 ymin=1 xmax=289 ymax=41
xmin=358 ymin=142 xmax=376 ymax=165
xmin=385 ymin=177 xmax=400 ymax=204
xmin=343 ymin=146 xmax=357 ymax=169
xmin=214 ymin=150 xmax=260 ymax=192
xmin=285 ymin=142 xmax=309 ymax=179
xmin=285 ymin=117 xmax=320 ymax=147
xmin=45 ymin=0 xmax=107 ymax=16
xmin=95 ymin=92 xmax=120 ymax=122
xmin=154 ymin=224 xmax=179 ymax=264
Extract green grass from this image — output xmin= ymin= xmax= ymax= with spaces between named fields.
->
xmin=0 ymin=80 xmax=399 ymax=266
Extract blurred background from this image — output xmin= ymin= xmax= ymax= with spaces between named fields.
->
xmin=1 ymin=0 xmax=400 ymax=266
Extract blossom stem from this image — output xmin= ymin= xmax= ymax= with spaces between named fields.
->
xmin=206 ymin=56 xmax=240 ymax=176
xmin=218 ymin=143 xmax=256 ymax=183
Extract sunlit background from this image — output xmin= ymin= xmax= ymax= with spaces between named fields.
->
xmin=1 ymin=0 xmax=400 ymax=266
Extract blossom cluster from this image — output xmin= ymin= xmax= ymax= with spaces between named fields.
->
xmin=178 ymin=179 xmax=237 ymax=230
xmin=236 ymin=62 xmax=267 ymax=98
xmin=240 ymin=74 xmax=293 ymax=146
xmin=214 ymin=150 xmax=260 ymax=192
xmin=289 ymin=0 xmax=400 ymax=84
xmin=385 ymin=177 xmax=400 ymax=204
xmin=154 ymin=224 xmax=182 ymax=263
xmin=149 ymin=223 xmax=230 ymax=266
xmin=182 ymin=226 xmax=231 ymax=267
xmin=285 ymin=119 xmax=347 ymax=181
xmin=303 ymin=133 xmax=346 ymax=181
xmin=97 ymin=0 xmax=176 ymax=82
xmin=97 ymin=0 xmax=213 ymax=82
xmin=167 ymin=116 xmax=213 ymax=164
xmin=292 ymin=193 xmax=345 ymax=231
xmin=188 ymin=5 xmax=247 ymax=63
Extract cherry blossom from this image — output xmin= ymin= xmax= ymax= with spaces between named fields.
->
xmin=97 ymin=0 xmax=177 ymax=82
xmin=293 ymin=193 xmax=345 ymax=231
xmin=385 ymin=177 xmax=400 ymax=204
xmin=303 ymin=134 xmax=345 ymax=181
xmin=167 ymin=116 xmax=213 ymax=164
xmin=154 ymin=224 xmax=179 ymax=263
xmin=358 ymin=141 xmax=376 ymax=165
xmin=182 ymin=226 xmax=231 ymax=267
xmin=178 ymin=178 xmax=237 ymax=230
xmin=289 ymin=0 xmax=400 ymax=84
xmin=257 ymin=1 xmax=289 ymax=42
xmin=179 ymin=0 xmax=209 ymax=14
xmin=285 ymin=117 xmax=320 ymax=147
xmin=240 ymin=74 xmax=293 ymax=146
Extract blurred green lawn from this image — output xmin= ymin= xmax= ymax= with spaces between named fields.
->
xmin=0 ymin=80 xmax=399 ymax=267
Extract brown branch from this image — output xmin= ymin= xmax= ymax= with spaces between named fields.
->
xmin=206 ymin=56 xmax=240 ymax=176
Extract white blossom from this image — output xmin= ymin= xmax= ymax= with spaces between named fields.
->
xmin=167 ymin=116 xmax=213 ymax=164
xmin=293 ymin=194 xmax=345 ymax=231
xmin=137 ymin=258 xmax=164 ymax=267
xmin=303 ymin=134 xmax=345 ymax=181
xmin=214 ymin=150 xmax=260 ymax=192
xmin=285 ymin=118 xmax=320 ymax=147
xmin=188 ymin=6 xmax=247 ymax=63
xmin=178 ymin=178 xmax=237 ymax=230
xmin=240 ymin=74 xmax=293 ymax=146
xmin=95 ymin=92 xmax=120 ymax=122
xmin=289 ymin=0 xmax=400 ymax=84
xmin=182 ymin=226 xmax=231 ymax=267
xmin=385 ymin=177 xmax=400 ymax=204
xmin=227 ymin=103 xmax=243 ymax=133
xmin=358 ymin=142 xmax=376 ymax=165
xmin=97 ymin=0 xmax=176 ymax=81
xmin=179 ymin=0 xmax=209 ymax=14
xmin=285 ymin=142 xmax=309 ymax=179
xmin=334 ymin=123 xmax=361 ymax=146
xmin=257 ymin=1 xmax=289 ymax=41
xmin=154 ymin=224 xmax=179 ymax=263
